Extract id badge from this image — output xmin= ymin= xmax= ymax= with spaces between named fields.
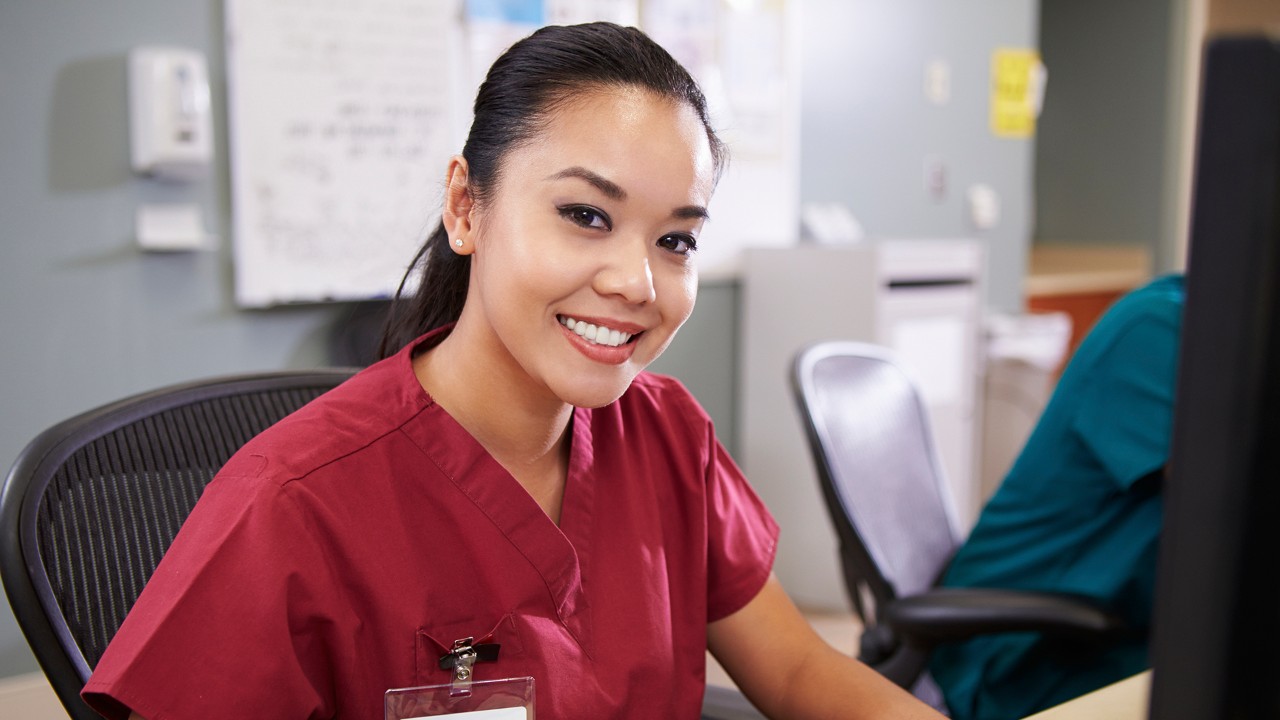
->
xmin=385 ymin=637 xmax=535 ymax=719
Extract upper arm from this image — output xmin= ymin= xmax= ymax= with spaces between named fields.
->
xmin=1071 ymin=314 xmax=1181 ymax=488
xmin=707 ymin=574 xmax=826 ymax=712
xmin=82 ymin=479 xmax=335 ymax=718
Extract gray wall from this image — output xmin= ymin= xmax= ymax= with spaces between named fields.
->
xmin=1034 ymin=0 xmax=1182 ymax=269
xmin=0 ymin=2 xmax=348 ymax=677
xmin=800 ymin=0 xmax=1041 ymax=313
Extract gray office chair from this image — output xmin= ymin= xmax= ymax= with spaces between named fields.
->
xmin=791 ymin=341 xmax=1125 ymax=704
xmin=0 ymin=370 xmax=356 ymax=719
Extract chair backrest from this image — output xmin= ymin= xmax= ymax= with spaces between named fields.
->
xmin=0 ymin=370 xmax=356 ymax=719
xmin=791 ymin=341 xmax=961 ymax=626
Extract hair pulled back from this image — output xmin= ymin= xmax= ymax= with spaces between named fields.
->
xmin=378 ymin=22 xmax=726 ymax=358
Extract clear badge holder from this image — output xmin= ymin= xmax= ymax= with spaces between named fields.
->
xmin=385 ymin=637 xmax=535 ymax=719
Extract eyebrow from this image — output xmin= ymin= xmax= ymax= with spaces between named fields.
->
xmin=547 ymin=166 xmax=710 ymax=222
xmin=549 ymin=167 xmax=625 ymax=200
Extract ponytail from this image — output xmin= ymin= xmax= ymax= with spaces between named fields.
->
xmin=376 ymin=222 xmax=470 ymax=359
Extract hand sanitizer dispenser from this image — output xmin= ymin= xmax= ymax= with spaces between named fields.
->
xmin=128 ymin=47 xmax=213 ymax=181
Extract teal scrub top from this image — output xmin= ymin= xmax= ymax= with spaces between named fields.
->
xmin=931 ymin=275 xmax=1185 ymax=720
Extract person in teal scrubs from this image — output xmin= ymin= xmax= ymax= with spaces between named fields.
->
xmin=930 ymin=274 xmax=1185 ymax=720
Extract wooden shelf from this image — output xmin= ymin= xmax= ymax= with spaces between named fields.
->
xmin=1023 ymin=243 xmax=1153 ymax=367
xmin=1025 ymin=243 xmax=1152 ymax=298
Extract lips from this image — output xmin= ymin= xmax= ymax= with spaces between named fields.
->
xmin=557 ymin=315 xmax=640 ymax=347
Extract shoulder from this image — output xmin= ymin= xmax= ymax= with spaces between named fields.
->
xmin=1072 ymin=275 xmax=1185 ymax=367
xmin=1095 ymin=275 xmax=1185 ymax=339
xmin=222 ymin=351 xmax=431 ymax=487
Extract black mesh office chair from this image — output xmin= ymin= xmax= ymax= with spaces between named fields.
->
xmin=0 ymin=370 xmax=356 ymax=719
xmin=791 ymin=341 xmax=1125 ymax=704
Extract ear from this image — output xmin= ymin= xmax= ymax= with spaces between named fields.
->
xmin=441 ymin=155 xmax=476 ymax=255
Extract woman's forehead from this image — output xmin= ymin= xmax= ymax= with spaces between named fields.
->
xmin=507 ymin=88 xmax=715 ymax=200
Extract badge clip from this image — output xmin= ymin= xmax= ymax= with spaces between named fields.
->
xmin=439 ymin=636 xmax=501 ymax=697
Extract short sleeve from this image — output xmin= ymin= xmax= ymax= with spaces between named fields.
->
xmin=703 ymin=428 xmax=780 ymax=623
xmin=82 ymin=473 xmax=338 ymax=720
xmin=1071 ymin=312 xmax=1181 ymax=490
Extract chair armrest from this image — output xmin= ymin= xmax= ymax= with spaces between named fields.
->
xmin=883 ymin=587 xmax=1126 ymax=643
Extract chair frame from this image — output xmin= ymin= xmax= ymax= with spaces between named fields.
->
xmin=0 ymin=370 xmax=355 ymax=719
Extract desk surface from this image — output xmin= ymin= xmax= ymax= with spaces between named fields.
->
xmin=1024 ymin=670 xmax=1150 ymax=720
xmin=711 ymin=614 xmax=1151 ymax=720
xmin=3 ymin=646 xmax=1151 ymax=720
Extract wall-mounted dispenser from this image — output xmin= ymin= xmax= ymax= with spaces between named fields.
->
xmin=128 ymin=46 xmax=213 ymax=181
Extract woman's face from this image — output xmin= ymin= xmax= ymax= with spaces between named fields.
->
xmin=457 ymin=87 xmax=716 ymax=409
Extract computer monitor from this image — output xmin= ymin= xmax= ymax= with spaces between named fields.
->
xmin=1146 ymin=35 xmax=1280 ymax=719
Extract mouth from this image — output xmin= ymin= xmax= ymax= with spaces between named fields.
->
xmin=557 ymin=315 xmax=642 ymax=348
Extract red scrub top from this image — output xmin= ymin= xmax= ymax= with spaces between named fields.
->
xmin=82 ymin=328 xmax=779 ymax=720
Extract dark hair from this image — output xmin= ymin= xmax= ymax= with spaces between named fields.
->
xmin=377 ymin=22 xmax=726 ymax=359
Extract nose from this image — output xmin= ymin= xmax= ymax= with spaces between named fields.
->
xmin=595 ymin=236 xmax=657 ymax=305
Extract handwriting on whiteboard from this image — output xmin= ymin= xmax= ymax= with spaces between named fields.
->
xmin=226 ymin=0 xmax=461 ymax=306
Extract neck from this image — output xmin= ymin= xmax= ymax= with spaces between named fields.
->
xmin=412 ymin=321 xmax=573 ymax=523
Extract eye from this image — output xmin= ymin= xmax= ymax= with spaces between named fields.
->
xmin=558 ymin=205 xmax=611 ymax=231
xmin=657 ymin=233 xmax=698 ymax=256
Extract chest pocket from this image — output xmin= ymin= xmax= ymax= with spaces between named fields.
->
xmin=415 ymin=613 xmax=526 ymax=685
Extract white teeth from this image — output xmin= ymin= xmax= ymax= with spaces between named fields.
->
xmin=558 ymin=315 xmax=633 ymax=347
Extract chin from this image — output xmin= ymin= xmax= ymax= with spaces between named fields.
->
xmin=555 ymin=371 xmax=640 ymax=409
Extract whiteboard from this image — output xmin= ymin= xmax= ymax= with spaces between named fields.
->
xmin=223 ymin=0 xmax=798 ymax=304
xmin=224 ymin=0 xmax=463 ymax=307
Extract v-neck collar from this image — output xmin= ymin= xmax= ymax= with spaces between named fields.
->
xmin=398 ymin=336 xmax=597 ymax=657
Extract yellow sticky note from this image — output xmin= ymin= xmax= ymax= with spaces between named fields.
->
xmin=991 ymin=48 xmax=1041 ymax=138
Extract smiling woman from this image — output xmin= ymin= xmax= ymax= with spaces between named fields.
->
xmin=377 ymin=23 xmax=726 ymax=361
xmin=79 ymin=22 xmax=942 ymax=720
xmin=424 ymin=87 xmax=712 ymax=415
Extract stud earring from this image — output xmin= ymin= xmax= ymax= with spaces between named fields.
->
xmin=455 ymin=239 xmax=463 ymax=247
